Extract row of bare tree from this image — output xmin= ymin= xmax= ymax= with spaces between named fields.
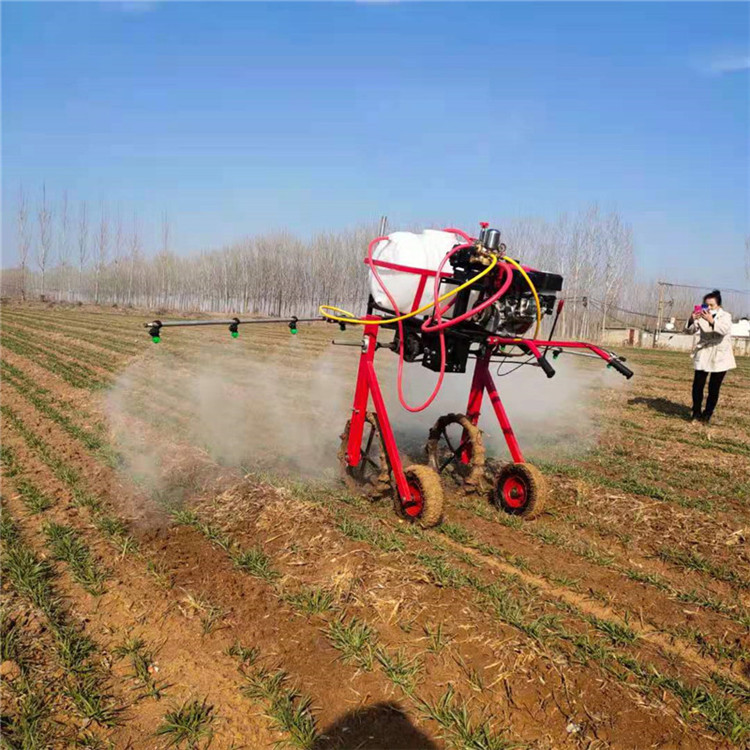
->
xmin=4 ymin=186 xmax=748 ymax=339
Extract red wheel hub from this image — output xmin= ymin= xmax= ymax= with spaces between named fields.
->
xmin=402 ymin=481 xmax=424 ymax=518
xmin=502 ymin=476 xmax=528 ymax=509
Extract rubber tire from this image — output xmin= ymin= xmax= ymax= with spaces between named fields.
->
xmin=394 ymin=464 xmax=445 ymax=528
xmin=338 ymin=413 xmax=391 ymax=499
xmin=492 ymin=463 xmax=547 ymax=520
xmin=425 ymin=413 xmax=486 ymax=489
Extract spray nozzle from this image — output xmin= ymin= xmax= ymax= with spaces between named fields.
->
xmin=147 ymin=321 xmax=162 ymax=343
xmin=289 ymin=316 xmax=298 ymax=335
xmin=229 ymin=318 xmax=240 ymax=339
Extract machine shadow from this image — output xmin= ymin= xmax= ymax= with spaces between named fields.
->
xmin=628 ymin=396 xmax=691 ymax=419
xmin=312 ymin=701 xmax=439 ymax=750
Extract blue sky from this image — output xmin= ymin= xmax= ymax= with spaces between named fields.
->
xmin=2 ymin=2 xmax=749 ymax=287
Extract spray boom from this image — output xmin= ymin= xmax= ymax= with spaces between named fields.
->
xmin=144 ymin=315 xmax=324 ymax=343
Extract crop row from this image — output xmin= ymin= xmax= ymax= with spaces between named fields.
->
xmin=1 ymin=310 xmax=140 ymax=355
xmin=1 ymin=321 xmax=122 ymax=374
xmin=0 ymin=333 xmax=105 ymax=389
xmin=0 ymin=509 xmax=121 ymax=737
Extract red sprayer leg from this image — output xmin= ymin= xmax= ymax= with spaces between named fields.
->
xmin=365 ymin=360 xmax=411 ymax=501
xmin=483 ymin=366 xmax=525 ymax=464
xmin=346 ymin=320 xmax=378 ymax=466
xmin=345 ymin=318 xmax=411 ymax=502
xmin=466 ymin=354 xmax=488 ymax=426
xmin=458 ymin=352 xmax=490 ymax=465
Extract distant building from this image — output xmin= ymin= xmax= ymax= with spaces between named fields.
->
xmin=731 ymin=318 xmax=750 ymax=338
xmin=601 ymin=327 xmax=644 ymax=347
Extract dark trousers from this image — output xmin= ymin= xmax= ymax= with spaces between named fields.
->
xmin=692 ymin=370 xmax=726 ymax=420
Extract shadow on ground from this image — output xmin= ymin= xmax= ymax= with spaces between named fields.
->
xmin=313 ymin=702 xmax=439 ymax=749
xmin=628 ymin=397 xmax=691 ymax=419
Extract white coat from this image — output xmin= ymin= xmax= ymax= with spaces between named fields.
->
xmin=686 ymin=308 xmax=736 ymax=373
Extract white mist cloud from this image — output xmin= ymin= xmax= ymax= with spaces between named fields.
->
xmin=104 ymin=330 xmax=626 ymax=522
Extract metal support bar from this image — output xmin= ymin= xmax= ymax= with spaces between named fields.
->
xmin=144 ymin=317 xmax=324 ymax=329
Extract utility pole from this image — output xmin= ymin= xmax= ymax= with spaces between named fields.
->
xmin=652 ymin=281 xmax=666 ymax=348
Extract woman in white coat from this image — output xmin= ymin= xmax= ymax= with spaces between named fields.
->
xmin=686 ymin=290 xmax=736 ymax=423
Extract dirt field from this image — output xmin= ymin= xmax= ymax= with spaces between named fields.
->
xmin=1 ymin=301 xmax=749 ymax=750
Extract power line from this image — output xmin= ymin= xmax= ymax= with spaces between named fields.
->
xmin=588 ymin=298 xmax=658 ymax=319
xmin=659 ymin=281 xmax=750 ymax=295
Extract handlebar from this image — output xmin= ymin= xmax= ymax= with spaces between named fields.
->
xmin=607 ymin=358 xmax=634 ymax=379
xmin=491 ymin=336 xmax=633 ymax=380
xmin=537 ymin=356 xmax=556 ymax=379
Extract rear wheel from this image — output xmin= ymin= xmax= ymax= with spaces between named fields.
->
xmin=425 ymin=413 xmax=486 ymax=489
xmin=338 ymin=413 xmax=391 ymax=499
xmin=394 ymin=465 xmax=444 ymax=528
xmin=492 ymin=463 xmax=547 ymax=520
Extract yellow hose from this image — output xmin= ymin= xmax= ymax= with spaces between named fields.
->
xmin=319 ymin=253 xmax=498 ymax=326
xmin=501 ymin=256 xmax=542 ymax=339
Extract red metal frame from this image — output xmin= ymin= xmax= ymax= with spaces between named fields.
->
xmin=366 ymin=258 xmax=454 ymax=317
xmin=344 ymin=326 xmax=621 ymax=507
xmin=489 ymin=336 xmax=614 ymax=362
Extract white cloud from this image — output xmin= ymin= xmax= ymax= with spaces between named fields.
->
xmin=117 ymin=2 xmax=159 ymax=14
xmin=709 ymin=55 xmax=750 ymax=74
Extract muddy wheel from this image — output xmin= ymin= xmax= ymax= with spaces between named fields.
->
xmin=394 ymin=465 xmax=444 ymax=528
xmin=339 ymin=413 xmax=391 ymax=499
xmin=425 ymin=413 xmax=486 ymax=489
xmin=492 ymin=463 xmax=547 ymax=520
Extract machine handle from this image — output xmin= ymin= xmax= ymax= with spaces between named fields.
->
xmin=608 ymin=358 xmax=634 ymax=379
xmin=537 ymin=355 xmax=556 ymax=379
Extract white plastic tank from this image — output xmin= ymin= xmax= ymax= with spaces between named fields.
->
xmin=368 ymin=230 xmax=460 ymax=312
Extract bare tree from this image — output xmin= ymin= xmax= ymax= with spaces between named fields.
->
xmin=127 ymin=213 xmax=141 ymax=306
xmin=36 ymin=184 xmax=54 ymax=299
xmin=94 ymin=205 xmax=109 ymax=304
xmin=112 ymin=207 xmax=125 ymax=303
xmin=58 ymin=190 xmax=71 ymax=300
xmin=77 ymin=202 xmax=89 ymax=301
xmin=599 ymin=210 xmax=634 ymax=337
xmin=16 ymin=186 xmax=32 ymax=300
xmin=161 ymin=211 xmax=170 ymax=256
xmin=156 ymin=211 xmax=172 ymax=307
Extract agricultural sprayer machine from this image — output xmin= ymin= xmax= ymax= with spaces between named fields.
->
xmin=144 ymin=223 xmax=633 ymax=527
